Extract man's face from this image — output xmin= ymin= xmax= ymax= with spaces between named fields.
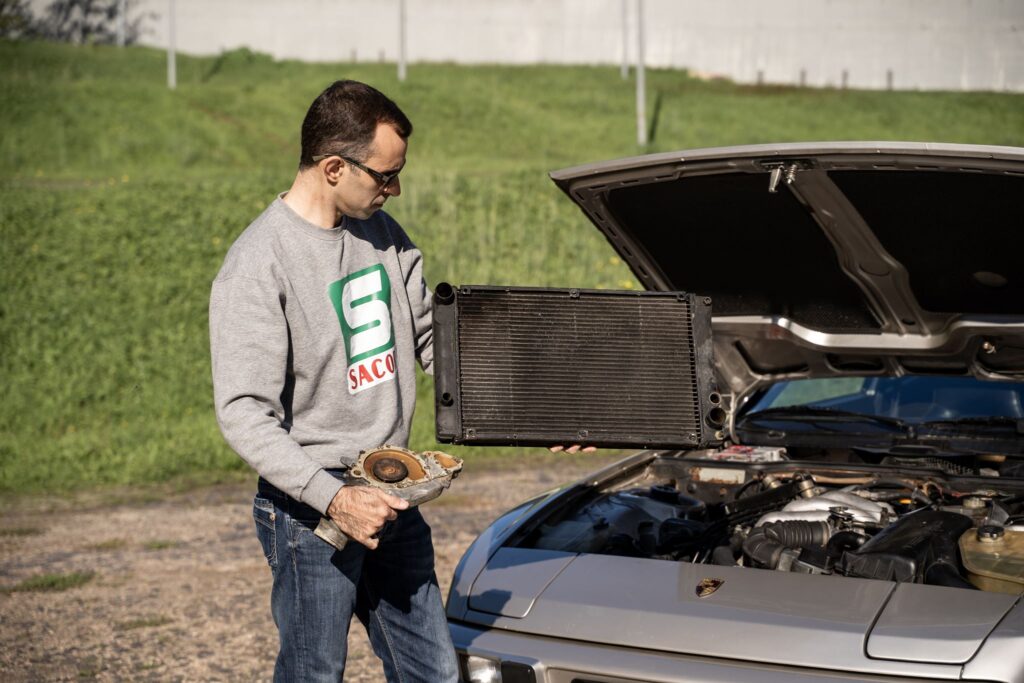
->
xmin=333 ymin=123 xmax=407 ymax=221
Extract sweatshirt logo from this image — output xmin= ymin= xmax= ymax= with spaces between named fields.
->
xmin=328 ymin=264 xmax=396 ymax=394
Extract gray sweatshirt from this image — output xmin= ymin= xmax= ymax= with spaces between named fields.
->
xmin=209 ymin=198 xmax=433 ymax=514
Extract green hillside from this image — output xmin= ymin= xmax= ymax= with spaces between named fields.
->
xmin=2 ymin=40 xmax=1022 ymax=492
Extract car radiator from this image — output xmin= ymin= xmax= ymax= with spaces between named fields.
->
xmin=432 ymin=283 xmax=722 ymax=449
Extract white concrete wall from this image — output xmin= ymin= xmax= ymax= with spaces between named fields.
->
xmin=116 ymin=0 xmax=1023 ymax=91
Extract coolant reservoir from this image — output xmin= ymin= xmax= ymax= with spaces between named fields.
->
xmin=959 ymin=526 xmax=1024 ymax=594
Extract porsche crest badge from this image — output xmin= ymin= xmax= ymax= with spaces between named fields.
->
xmin=695 ymin=578 xmax=724 ymax=598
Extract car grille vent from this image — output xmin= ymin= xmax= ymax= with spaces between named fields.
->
xmin=432 ymin=284 xmax=721 ymax=449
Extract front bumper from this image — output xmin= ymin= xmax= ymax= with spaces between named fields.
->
xmin=449 ymin=621 xmax=962 ymax=683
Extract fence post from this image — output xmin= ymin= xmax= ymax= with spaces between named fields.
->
xmin=621 ymin=0 xmax=629 ymax=79
xmin=117 ymin=0 xmax=126 ymax=46
xmin=635 ymin=0 xmax=647 ymax=146
xmin=167 ymin=0 xmax=177 ymax=89
xmin=398 ymin=0 xmax=407 ymax=82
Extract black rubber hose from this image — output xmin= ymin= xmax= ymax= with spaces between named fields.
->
xmin=826 ymin=531 xmax=868 ymax=561
xmin=762 ymin=521 xmax=831 ymax=548
xmin=712 ymin=544 xmax=738 ymax=566
xmin=742 ymin=521 xmax=831 ymax=569
xmin=733 ymin=478 xmax=762 ymax=500
xmin=711 ymin=532 xmax=744 ymax=566
xmin=925 ymin=563 xmax=979 ymax=590
xmin=742 ymin=528 xmax=783 ymax=568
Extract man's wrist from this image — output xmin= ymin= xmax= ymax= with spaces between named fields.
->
xmin=302 ymin=469 xmax=345 ymax=515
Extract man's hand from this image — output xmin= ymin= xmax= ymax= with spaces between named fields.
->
xmin=548 ymin=445 xmax=597 ymax=454
xmin=327 ymin=486 xmax=409 ymax=550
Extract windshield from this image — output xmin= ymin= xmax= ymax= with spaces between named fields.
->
xmin=743 ymin=376 xmax=1024 ymax=424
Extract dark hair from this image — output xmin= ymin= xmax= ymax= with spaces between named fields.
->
xmin=298 ymin=80 xmax=413 ymax=169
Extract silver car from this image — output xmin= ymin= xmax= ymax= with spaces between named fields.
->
xmin=443 ymin=142 xmax=1024 ymax=683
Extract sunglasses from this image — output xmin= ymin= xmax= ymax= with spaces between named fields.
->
xmin=311 ymin=154 xmax=401 ymax=189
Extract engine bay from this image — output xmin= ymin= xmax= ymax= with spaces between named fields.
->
xmin=518 ymin=446 xmax=1024 ymax=594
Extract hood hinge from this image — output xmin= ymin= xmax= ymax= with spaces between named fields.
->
xmin=762 ymin=159 xmax=814 ymax=193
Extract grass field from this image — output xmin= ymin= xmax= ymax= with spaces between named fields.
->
xmin=2 ymin=40 xmax=1022 ymax=493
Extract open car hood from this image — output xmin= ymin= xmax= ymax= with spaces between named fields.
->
xmin=550 ymin=142 xmax=1024 ymax=398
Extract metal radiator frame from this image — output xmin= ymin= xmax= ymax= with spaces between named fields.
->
xmin=432 ymin=283 xmax=723 ymax=449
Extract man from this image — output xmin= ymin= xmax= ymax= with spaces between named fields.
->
xmin=210 ymin=80 xmax=457 ymax=682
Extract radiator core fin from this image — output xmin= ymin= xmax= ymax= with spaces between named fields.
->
xmin=433 ymin=285 xmax=719 ymax=449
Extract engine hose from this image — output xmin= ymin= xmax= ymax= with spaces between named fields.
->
xmin=742 ymin=531 xmax=784 ymax=568
xmin=711 ymin=533 xmax=745 ymax=566
xmin=712 ymin=544 xmax=738 ymax=566
xmin=763 ymin=520 xmax=831 ymax=548
xmin=825 ymin=531 xmax=868 ymax=561
xmin=925 ymin=563 xmax=978 ymax=591
xmin=733 ymin=478 xmax=763 ymax=500
xmin=743 ymin=521 xmax=831 ymax=569
xmin=911 ymin=490 xmax=933 ymax=506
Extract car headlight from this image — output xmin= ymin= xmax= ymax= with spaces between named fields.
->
xmin=460 ymin=654 xmax=537 ymax=683
xmin=465 ymin=655 xmax=501 ymax=683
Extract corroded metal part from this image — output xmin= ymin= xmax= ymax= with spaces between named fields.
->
xmin=314 ymin=446 xmax=464 ymax=550
xmin=371 ymin=457 xmax=410 ymax=483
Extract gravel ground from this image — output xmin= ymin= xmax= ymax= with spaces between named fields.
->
xmin=0 ymin=457 xmax=617 ymax=682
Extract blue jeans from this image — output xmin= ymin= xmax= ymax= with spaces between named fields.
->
xmin=253 ymin=480 xmax=458 ymax=683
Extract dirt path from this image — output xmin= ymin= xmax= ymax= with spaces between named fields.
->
xmin=0 ymin=457 xmax=616 ymax=682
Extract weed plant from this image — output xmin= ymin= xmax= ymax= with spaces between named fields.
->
xmin=1 ymin=571 xmax=96 ymax=593
xmin=1 ymin=40 xmax=1022 ymax=492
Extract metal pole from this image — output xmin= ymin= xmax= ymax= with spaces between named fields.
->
xmin=620 ymin=0 xmax=629 ymax=79
xmin=398 ymin=0 xmax=407 ymax=82
xmin=117 ymin=0 xmax=126 ymax=46
xmin=635 ymin=0 xmax=647 ymax=146
xmin=167 ymin=0 xmax=177 ymax=89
